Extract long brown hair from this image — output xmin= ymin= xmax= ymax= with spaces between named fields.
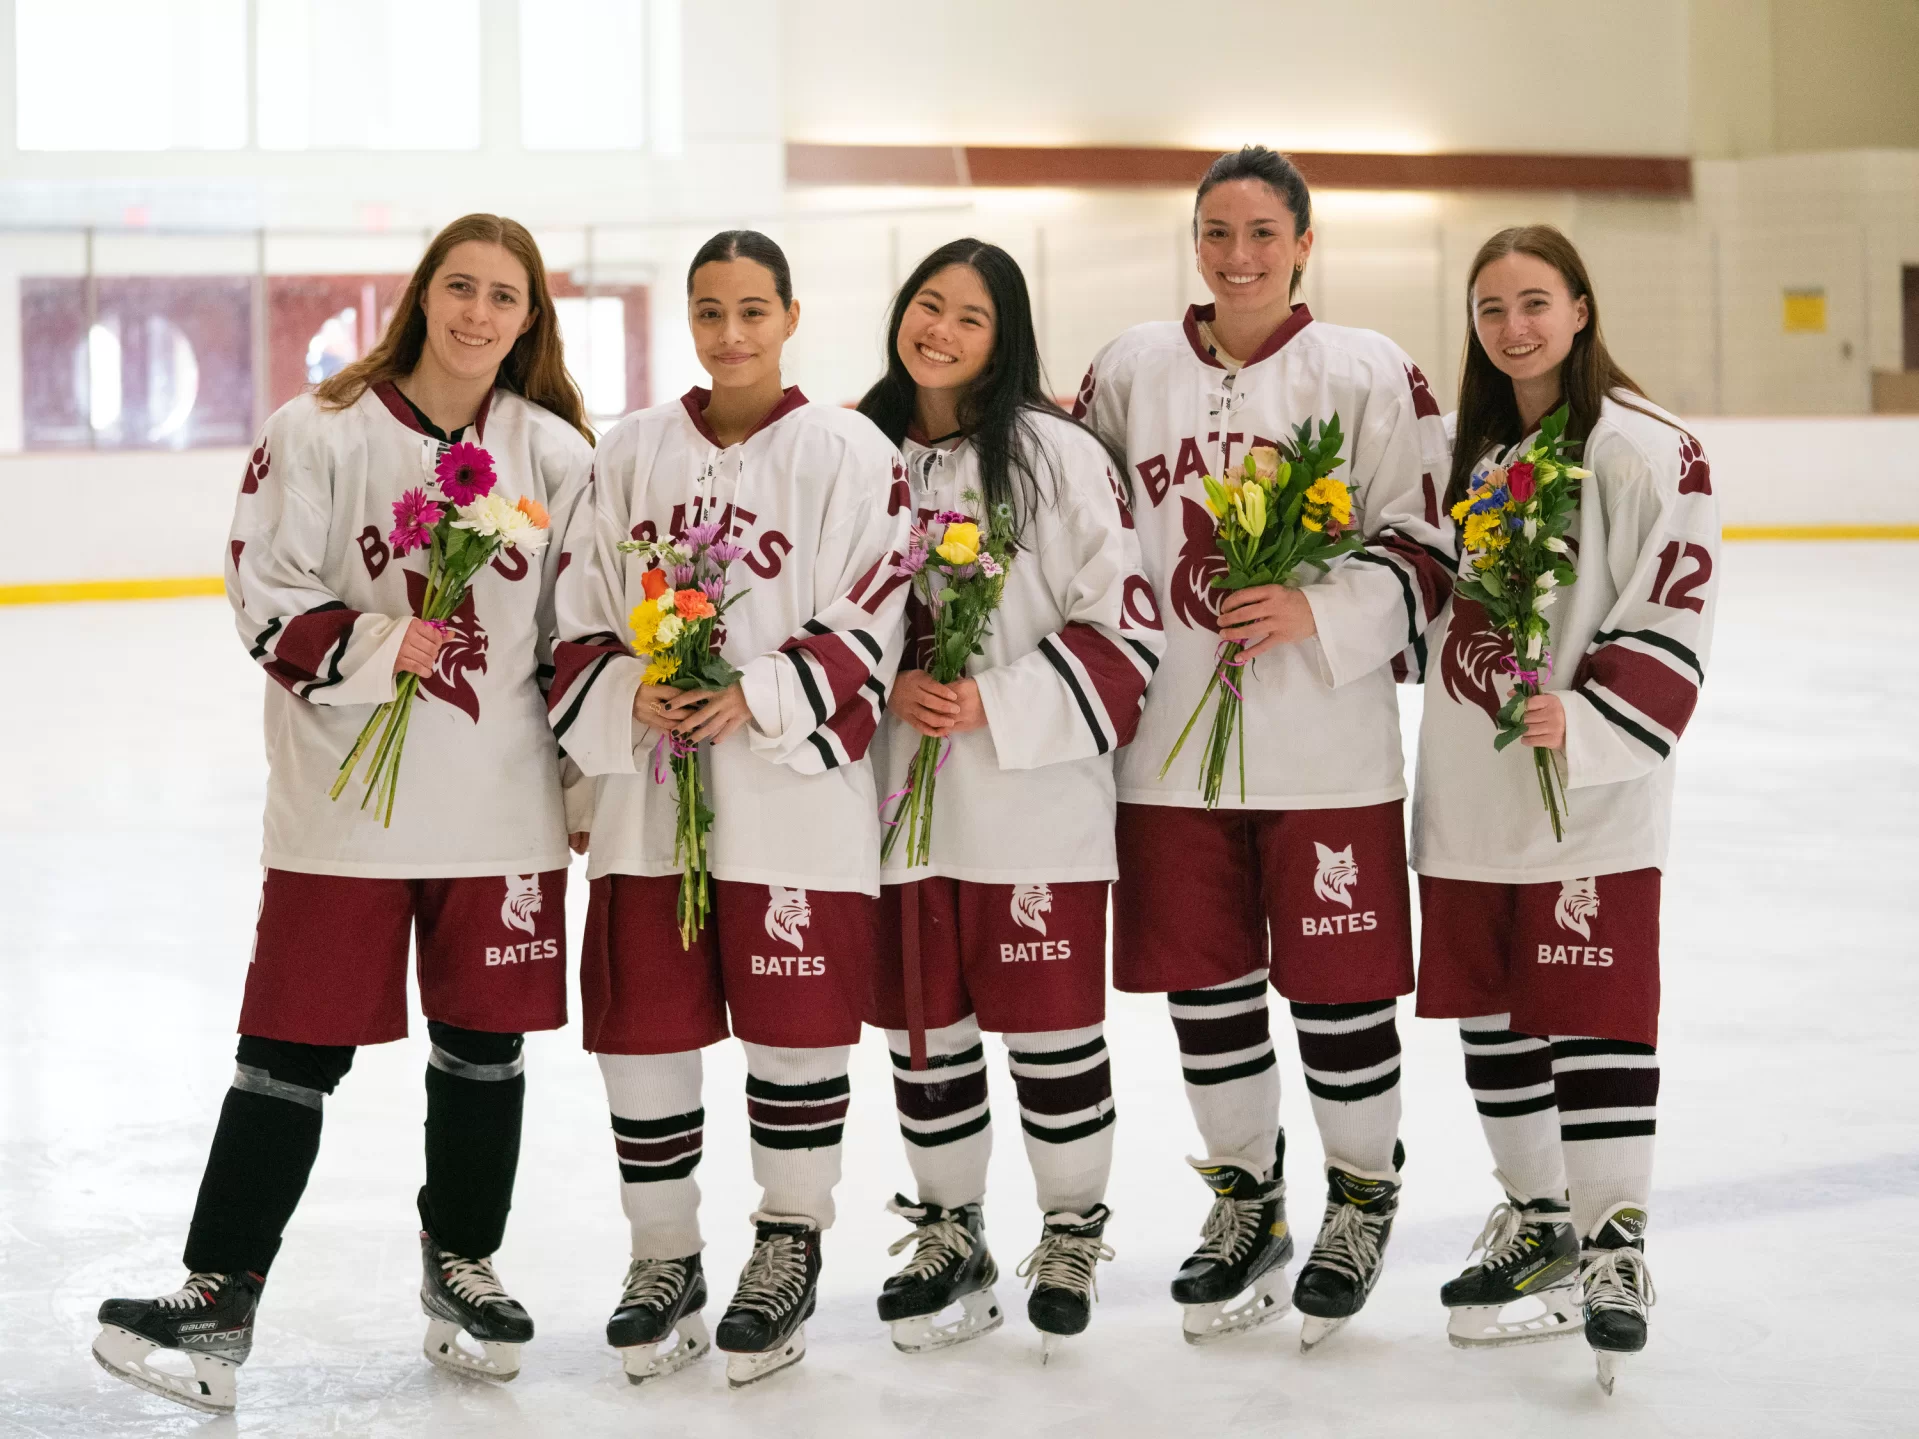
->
xmin=315 ymin=213 xmax=593 ymax=443
xmin=1448 ymin=224 xmax=1657 ymax=507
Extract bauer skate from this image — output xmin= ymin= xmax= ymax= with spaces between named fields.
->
xmin=879 ymin=1196 xmax=1003 ymax=1353
xmin=1295 ymin=1141 xmax=1403 ymax=1352
xmin=608 ymin=1254 xmax=710 ymax=1384
xmin=420 ymin=1232 xmax=534 ymax=1383
xmin=1171 ymin=1159 xmax=1293 ymax=1345
xmin=715 ymin=1213 xmax=819 ymax=1388
xmin=1016 ymin=1204 xmax=1114 ymax=1364
xmin=93 ymin=1270 xmax=259 ymax=1414
xmin=1441 ymin=1180 xmax=1581 ymax=1349
xmin=1581 ymin=1205 xmax=1655 ymax=1396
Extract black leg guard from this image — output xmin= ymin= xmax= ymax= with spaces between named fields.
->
xmin=419 ymin=1021 xmax=526 ymax=1258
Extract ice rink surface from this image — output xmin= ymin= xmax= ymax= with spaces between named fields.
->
xmin=3 ymin=542 xmax=1915 ymax=1438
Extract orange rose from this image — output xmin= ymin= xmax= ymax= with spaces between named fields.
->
xmin=514 ymin=495 xmax=550 ymax=528
xmin=640 ymin=568 xmax=669 ymax=600
xmin=674 ymin=588 xmax=716 ymax=620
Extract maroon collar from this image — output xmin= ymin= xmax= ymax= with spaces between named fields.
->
xmin=372 ymin=380 xmax=495 ymax=442
xmin=680 ymin=385 xmax=809 ymax=448
xmin=1181 ymin=302 xmax=1314 ymax=370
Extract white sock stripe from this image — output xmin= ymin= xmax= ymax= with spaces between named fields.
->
xmin=1019 ymin=1099 xmax=1117 ymax=1130
xmin=1470 ymin=1080 xmax=1557 ymax=1103
xmin=1177 ymin=1040 xmax=1276 ymax=1071
xmin=1458 ymin=1012 xmax=1515 ymax=1034
xmin=897 ymin=1100 xmax=992 ymax=1135
xmin=890 ymin=1056 xmax=988 ymax=1084
xmin=1002 ymin=1024 xmax=1105 ymax=1054
xmin=1300 ymin=1054 xmax=1402 ymax=1086
xmin=1167 ymin=993 xmax=1269 ymax=1021
xmin=1007 ymin=1050 xmax=1108 ymax=1081
xmin=1551 ymin=1052 xmax=1661 ymax=1074
xmin=1290 ymin=1007 xmax=1397 ymax=1036
xmin=1556 ymin=1104 xmax=1658 ymax=1126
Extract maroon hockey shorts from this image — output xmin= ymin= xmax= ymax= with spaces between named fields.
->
xmin=869 ymin=878 xmax=1109 ymax=1035
xmin=1415 ymin=869 xmax=1661 ymax=1046
xmin=581 ymin=875 xmax=879 ymax=1053
xmin=1113 ymin=800 xmax=1414 ymax=1003
xmin=238 ymin=867 xmax=570 ymax=1046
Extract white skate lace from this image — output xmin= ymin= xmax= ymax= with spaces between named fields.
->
xmin=1016 ymin=1229 xmax=1115 ymax=1299
xmin=619 ymin=1258 xmax=690 ymax=1312
xmin=1582 ymin=1247 xmax=1656 ymax=1316
xmin=887 ymin=1214 xmax=976 ymax=1281
xmin=438 ymin=1253 xmax=511 ymax=1308
xmin=730 ymin=1232 xmax=810 ymax=1319
xmin=1307 ymin=1198 xmax=1386 ymax=1285
xmin=1464 ymin=1201 xmax=1525 ymax=1271
xmin=155 ymin=1273 xmax=226 ymax=1309
xmin=1193 ymin=1194 xmax=1266 ymax=1265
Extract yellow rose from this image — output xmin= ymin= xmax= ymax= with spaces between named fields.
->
xmin=936 ymin=521 xmax=981 ymax=566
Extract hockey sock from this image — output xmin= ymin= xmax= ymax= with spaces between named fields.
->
xmin=742 ymin=1042 xmax=851 ymax=1228
xmin=418 ymin=1022 xmax=525 ymax=1259
xmin=183 ymin=1036 xmax=356 ymax=1275
xmin=1290 ymin=999 xmax=1402 ymax=1175
xmin=1005 ymin=1024 xmax=1116 ymax=1215
xmin=1550 ymin=1037 xmax=1659 ymax=1236
xmin=1168 ymin=969 xmax=1280 ymax=1180
xmin=1459 ymin=1014 xmax=1567 ymax=1201
xmin=597 ymin=1049 xmax=706 ymax=1260
xmin=885 ymin=1016 xmax=992 ymax=1209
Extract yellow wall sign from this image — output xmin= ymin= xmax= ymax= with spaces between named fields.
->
xmin=1783 ymin=288 xmax=1827 ymax=333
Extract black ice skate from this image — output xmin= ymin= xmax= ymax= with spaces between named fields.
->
xmin=1441 ymin=1179 xmax=1581 ymax=1349
xmin=1581 ymin=1204 xmax=1655 ymax=1395
xmin=878 ymin=1195 xmax=1003 ymax=1353
xmin=1170 ymin=1159 xmax=1293 ymax=1345
xmin=1016 ymin=1204 xmax=1114 ymax=1364
xmin=93 ymin=1270 xmax=261 ymax=1414
xmin=420 ymin=1231 xmax=534 ymax=1383
xmin=1294 ymin=1141 xmax=1404 ymax=1352
xmin=715 ymin=1212 xmax=820 ymax=1388
xmin=607 ymin=1254 xmax=710 ymax=1384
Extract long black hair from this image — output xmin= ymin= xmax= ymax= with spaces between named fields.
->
xmin=686 ymin=229 xmax=793 ymax=306
xmin=857 ymin=237 xmax=1129 ymax=544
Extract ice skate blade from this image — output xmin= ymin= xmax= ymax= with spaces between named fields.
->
xmin=890 ymin=1288 xmax=1003 ymax=1354
xmin=1298 ymin=1313 xmax=1350 ymax=1352
xmin=724 ymin=1326 xmax=805 ymax=1388
xmin=423 ymin=1317 xmax=521 ymax=1383
xmin=621 ymin=1313 xmax=710 ymax=1385
xmin=1182 ymin=1272 xmax=1292 ymax=1346
xmin=1445 ymin=1291 xmax=1581 ymax=1350
xmin=1039 ymin=1332 xmax=1070 ymax=1365
xmin=1595 ymin=1350 xmax=1624 ymax=1396
xmin=92 ymin=1326 xmax=237 ymax=1415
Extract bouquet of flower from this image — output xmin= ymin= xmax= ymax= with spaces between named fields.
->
xmin=1159 ymin=417 xmax=1365 ymax=807
xmin=1450 ymin=402 xmax=1588 ymax=841
xmin=880 ymin=501 xmax=1015 ymax=865
xmin=331 ymin=442 xmax=549 ymax=826
xmin=617 ymin=523 xmax=750 ymax=946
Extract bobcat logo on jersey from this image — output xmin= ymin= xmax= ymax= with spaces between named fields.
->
xmin=1010 ymin=883 xmax=1053 ymax=935
xmin=765 ymin=887 xmax=812 ymax=946
xmin=1441 ymin=594 xmax=1507 ymax=724
xmin=1170 ymin=497 xmax=1228 ymax=631
xmin=240 ymin=443 xmax=270 ymax=495
xmin=1405 ymin=364 xmax=1441 ymax=419
xmin=501 ymin=874 xmax=541 ymax=936
xmin=1677 ymin=434 xmax=1712 ymax=495
xmin=1312 ymin=843 xmax=1359 ymax=907
xmin=404 ymin=570 xmax=489 ymax=721
xmin=1554 ymin=878 xmax=1600 ymax=939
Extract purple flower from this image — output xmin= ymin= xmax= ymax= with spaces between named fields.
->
xmin=934 ymin=509 xmax=971 ymax=524
xmin=679 ymin=520 xmax=723 ymax=548
xmin=388 ymin=488 xmax=443 ymax=555
xmin=978 ymin=553 xmax=1003 ymax=578
xmin=954 ymin=563 xmax=979 ymax=580
xmin=672 ymin=563 xmax=695 ymax=588
xmin=894 ymin=546 xmax=928 ymax=578
xmin=700 ymin=578 xmax=726 ymax=604
xmin=708 ymin=540 xmax=745 ymax=567
xmin=435 ymin=442 xmax=496 ymax=505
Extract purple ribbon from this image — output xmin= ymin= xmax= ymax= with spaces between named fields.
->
xmin=881 ymin=740 xmax=953 ymax=824
xmin=1500 ymin=650 xmax=1554 ymax=687
xmin=1215 ymin=639 xmax=1250 ymax=702
xmin=650 ymin=729 xmax=697 ymax=784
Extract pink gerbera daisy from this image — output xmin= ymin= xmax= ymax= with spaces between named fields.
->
xmin=435 ymin=441 xmax=496 ymax=505
xmin=389 ymin=488 xmax=443 ymax=555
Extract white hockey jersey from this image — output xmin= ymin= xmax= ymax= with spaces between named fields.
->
xmin=548 ymin=388 xmax=911 ymax=895
xmin=1076 ymin=304 xmax=1455 ymax=810
xmin=875 ymin=410 xmax=1164 ymax=885
xmin=225 ymin=383 xmax=592 ymax=878
xmin=1412 ymin=394 xmax=1721 ymax=883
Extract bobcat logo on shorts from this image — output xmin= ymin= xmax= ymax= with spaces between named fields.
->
xmin=1312 ymin=843 xmax=1359 ymax=908
xmin=501 ymin=874 xmax=541 ymax=936
xmin=1555 ymin=877 xmax=1600 ymax=939
xmin=765 ymin=887 xmax=811 ymax=946
xmin=1011 ymin=883 xmax=1053 ymax=936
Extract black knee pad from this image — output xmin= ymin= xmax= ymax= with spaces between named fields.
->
xmin=235 ymin=1035 xmax=356 ymax=1096
xmin=426 ymin=1021 xmax=524 ymax=1071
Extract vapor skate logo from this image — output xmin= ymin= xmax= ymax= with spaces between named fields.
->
xmin=1405 ymin=363 xmax=1441 ymax=419
xmin=765 ymin=886 xmax=812 ymax=946
xmin=1170 ymin=497 xmax=1228 ymax=631
xmin=1554 ymin=878 xmax=1600 ymax=939
xmin=500 ymin=874 xmax=541 ymax=936
xmin=404 ymin=570 xmax=489 ymax=721
xmin=1312 ymin=843 xmax=1359 ymax=907
xmin=1011 ymin=882 xmax=1053 ymax=935
xmin=1441 ymin=594 xmax=1507 ymax=724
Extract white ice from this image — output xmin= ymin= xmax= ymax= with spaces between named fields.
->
xmin=3 ymin=542 xmax=1915 ymax=1438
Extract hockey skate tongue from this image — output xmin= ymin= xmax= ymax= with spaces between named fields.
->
xmin=1192 ymin=1162 xmax=1263 ymax=1200
xmin=1593 ymin=1207 xmax=1648 ymax=1248
xmin=1329 ymin=1170 xmax=1392 ymax=1207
